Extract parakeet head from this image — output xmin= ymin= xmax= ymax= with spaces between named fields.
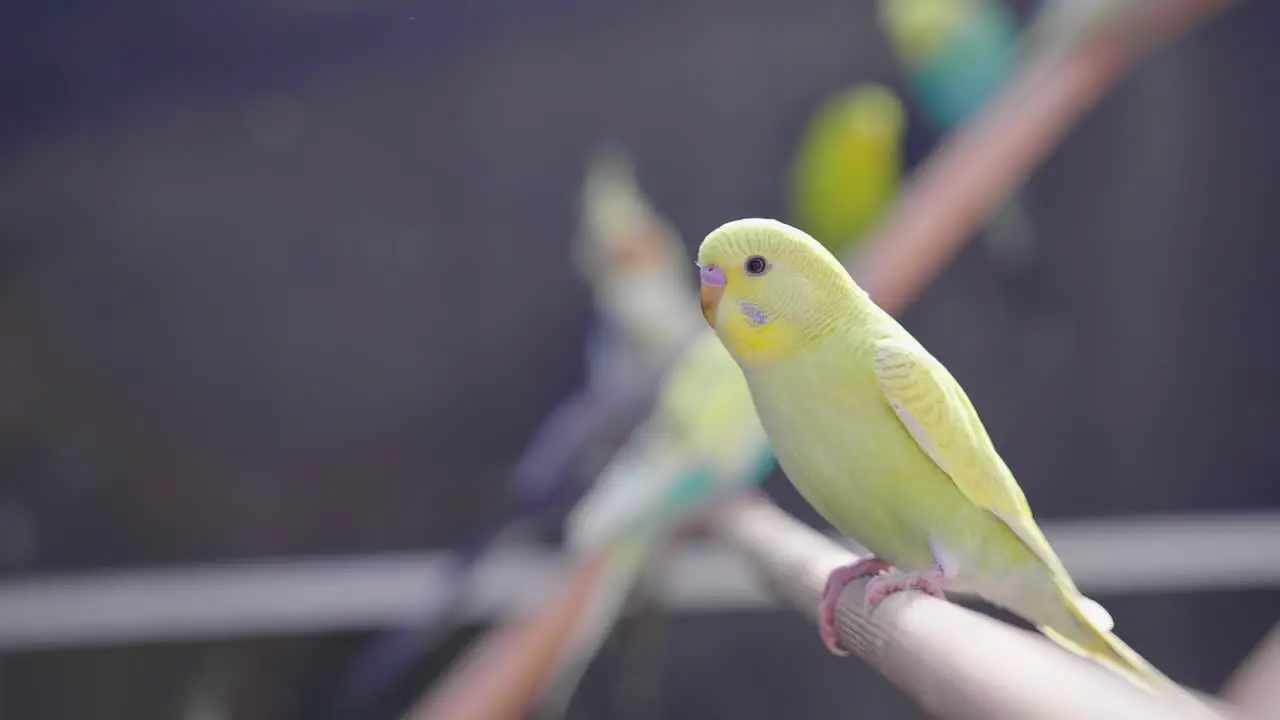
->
xmin=696 ymin=218 xmax=861 ymax=364
xmin=573 ymin=143 xmax=687 ymax=285
xmin=844 ymin=84 xmax=908 ymax=141
xmin=573 ymin=143 xmax=701 ymax=361
xmin=878 ymin=0 xmax=973 ymax=69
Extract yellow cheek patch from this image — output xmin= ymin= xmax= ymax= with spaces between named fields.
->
xmin=717 ymin=306 xmax=802 ymax=364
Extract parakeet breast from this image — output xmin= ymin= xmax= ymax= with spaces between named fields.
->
xmin=739 ymin=329 xmax=998 ymax=579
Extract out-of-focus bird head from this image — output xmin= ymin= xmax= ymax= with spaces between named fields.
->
xmin=878 ymin=0 xmax=973 ymax=69
xmin=844 ymin=84 xmax=907 ymax=146
xmin=573 ymin=143 xmax=688 ymax=288
xmin=696 ymin=219 xmax=859 ymax=365
xmin=573 ymin=143 xmax=701 ymax=360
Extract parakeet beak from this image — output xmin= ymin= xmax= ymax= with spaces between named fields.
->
xmin=699 ymin=264 xmax=726 ymax=328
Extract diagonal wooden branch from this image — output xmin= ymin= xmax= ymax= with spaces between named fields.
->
xmin=403 ymin=552 xmax=611 ymax=720
xmin=712 ymin=499 xmax=1238 ymax=720
xmin=848 ymin=0 xmax=1235 ymax=311
xmin=1219 ymin=622 xmax=1280 ymax=718
xmin=401 ymin=1 xmax=1236 ymax=718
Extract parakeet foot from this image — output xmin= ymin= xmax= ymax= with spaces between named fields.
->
xmin=818 ymin=557 xmax=892 ymax=656
xmin=863 ymin=568 xmax=948 ymax=613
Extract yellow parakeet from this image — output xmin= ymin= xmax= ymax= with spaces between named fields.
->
xmin=787 ymin=84 xmax=906 ymax=256
xmin=694 ymin=218 xmax=1197 ymax=703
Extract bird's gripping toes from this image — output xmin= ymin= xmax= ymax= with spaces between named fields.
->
xmin=818 ymin=556 xmax=950 ymax=655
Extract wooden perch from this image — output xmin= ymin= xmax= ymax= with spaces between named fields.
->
xmin=403 ymin=552 xmax=611 ymax=720
xmin=711 ymin=498 xmax=1236 ymax=720
xmin=1220 ymin=622 xmax=1280 ymax=718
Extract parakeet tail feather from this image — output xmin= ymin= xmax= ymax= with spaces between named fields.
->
xmin=1038 ymin=594 xmax=1204 ymax=710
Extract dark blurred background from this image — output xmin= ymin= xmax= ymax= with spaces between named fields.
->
xmin=0 ymin=1 xmax=1278 ymax=718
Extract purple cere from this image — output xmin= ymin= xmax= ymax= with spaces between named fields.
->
xmin=700 ymin=264 xmax=727 ymax=287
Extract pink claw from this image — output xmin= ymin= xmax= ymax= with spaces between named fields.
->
xmin=863 ymin=569 xmax=948 ymax=612
xmin=818 ymin=557 xmax=893 ymax=656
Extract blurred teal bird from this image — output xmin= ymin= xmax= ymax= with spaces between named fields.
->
xmin=879 ymin=0 xmax=1020 ymax=130
xmin=878 ymin=0 xmax=1038 ymax=271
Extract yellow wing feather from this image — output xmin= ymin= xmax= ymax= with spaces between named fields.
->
xmin=871 ymin=338 xmax=1076 ymax=589
xmin=871 ymin=343 xmax=1205 ymax=701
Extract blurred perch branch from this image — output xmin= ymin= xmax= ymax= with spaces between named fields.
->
xmin=1220 ymin=622 xmax=1280 ymax=718
xmin=403 ymin=552 xmax=611 ymax=720
xmin=711 ymin=499 xmax=1235 ymax=720
xmin=402 ymin=0 xmax=1234 ymax=718
xmin=849 ymin=0 xmax=1235 ymax=309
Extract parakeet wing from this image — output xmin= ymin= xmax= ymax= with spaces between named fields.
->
xmin=865 ymin=344 xmax=1195 ymax=697
xmin=871 ymin=338 xmax=1074 ymax=585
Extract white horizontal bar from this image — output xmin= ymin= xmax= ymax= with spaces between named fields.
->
xmin=0 ymin=511 xmax=1274 ymax=651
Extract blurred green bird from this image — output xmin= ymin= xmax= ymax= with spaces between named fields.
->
xmin=788 ymin=84 xmax=906 ymax=257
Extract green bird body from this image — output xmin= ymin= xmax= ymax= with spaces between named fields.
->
xmin=743 ymin=306 xmax=1080 ymax=624
xmin=695 ymin=219 xmax=1196 ymax=704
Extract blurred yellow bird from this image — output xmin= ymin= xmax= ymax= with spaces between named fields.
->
xmin=787 ymin=84 xmax=905 ymax=255
xmin=695 ymin=218 xmax=1197 ymax=704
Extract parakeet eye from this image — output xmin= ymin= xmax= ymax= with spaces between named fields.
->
xmin=744 ymin=255 xmax=769 ymax=276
